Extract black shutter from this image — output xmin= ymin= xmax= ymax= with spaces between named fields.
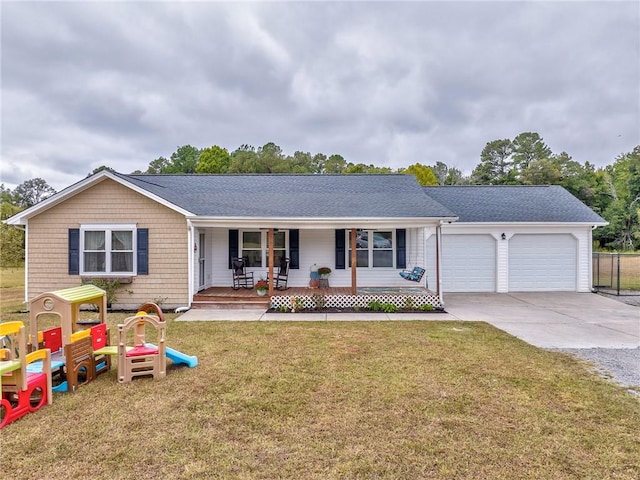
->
xmin=335 ymin=229 xmax=346 ymax=270
xmin=137 ymin=228 xmax=149 ymax=275
xmin=229 ymin=229 xmax=239 ymax=268
xmin=289 ymin=229 xmax=299 ymax=269
xmin=68 ymin=228 xmax=80 ymax=275
xmin=396 ymin=228 xmax=406 ymax=269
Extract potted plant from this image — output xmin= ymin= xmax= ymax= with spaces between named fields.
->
xmin=318 ymin=267 xmax=332 ymax=279
xmin=255 ymin=279 xmax=268 ymax=296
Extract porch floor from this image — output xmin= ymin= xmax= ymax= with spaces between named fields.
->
xmin=195 ymin=286 xmax=434 ymax=298
xmin=193 ymin=286 xmax=438 ymax=310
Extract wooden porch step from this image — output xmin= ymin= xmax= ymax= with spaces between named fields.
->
xmin=191 ymin=292 xmax=269 ymax=309
xmin=191 ymin=300 xmax=269 ymax=310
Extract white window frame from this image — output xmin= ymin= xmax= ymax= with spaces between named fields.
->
xmin=80 ymin=224 xmax=137 ymax=276
xmin=348 ymin=229 xmax=395 ymax=268
xmin=240 ymin=230 xmax=289 ymax=268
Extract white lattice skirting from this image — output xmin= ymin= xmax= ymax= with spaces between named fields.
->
xmin=270 ymin=293 xmax=443 ymax=311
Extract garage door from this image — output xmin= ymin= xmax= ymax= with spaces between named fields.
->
xmin=430 ymin=234 xmax=496 ymax=292
xmin=509 ymin=234 xmax=576 ymax=291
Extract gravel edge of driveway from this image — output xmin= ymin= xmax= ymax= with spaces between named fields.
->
xmin=550 ymin=347 xmax=640 ymax=396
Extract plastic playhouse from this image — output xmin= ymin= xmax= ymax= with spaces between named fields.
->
xmin=1 ymin=287 xmax=198 ymax=428
xmin=27 ymin=284 xmax=111 ymax=393
xmin=1 ymin=321 xmax=53 ymax=428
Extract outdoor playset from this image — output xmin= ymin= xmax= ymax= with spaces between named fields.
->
xmin=1 ymin=286 xmax=197 ymax=428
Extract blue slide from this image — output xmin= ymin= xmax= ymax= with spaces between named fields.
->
xmin=165 ymin=345 xmax=198 ymax=368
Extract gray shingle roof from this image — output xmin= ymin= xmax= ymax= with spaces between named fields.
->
xmin=117 ymin=173 xmax=457 ymax=218
xmin=422 ymin=185 xmax=606 ymax=223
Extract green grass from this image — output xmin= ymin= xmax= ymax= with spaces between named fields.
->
xmin=0 ymin=266 xmax=26 ymax=313
xmin=1 ymin=313 xmax=639 ymax=479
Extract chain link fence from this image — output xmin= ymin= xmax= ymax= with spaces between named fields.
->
xmin=592 ymin=252 xmax=640 ymax=296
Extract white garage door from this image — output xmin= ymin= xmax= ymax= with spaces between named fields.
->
xmin=437 ymin=234 xmax=497 ymax=292
xmin=509 ymin=234 xmax=576 ymax=291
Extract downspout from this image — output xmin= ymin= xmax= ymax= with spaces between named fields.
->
xmin=14 ymin=224 xmax=28 ymax=303
xmin=589 ymin=225 xmax=597 ymax=292
xmin=187 ymin=220 xmax=195 ymax=308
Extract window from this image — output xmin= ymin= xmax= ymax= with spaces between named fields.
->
xmin=241 ymin=230 xmax=287 ymax=268
xmin=81 ymin=225 xmax=136 ymax=275
xmin=349 ymin=229 xmax=394 ymax=268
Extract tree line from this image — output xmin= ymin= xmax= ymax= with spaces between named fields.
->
xmin=1 ymin=133 xmax=639 ymax=266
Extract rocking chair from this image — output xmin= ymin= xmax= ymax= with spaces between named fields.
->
xmin=232 ymin=257 xmax=254 ymax=290
xmin=399 ymin=266 xmax=426 ymax=285
xmin=268 ymin=257 xmax=290 ymax=290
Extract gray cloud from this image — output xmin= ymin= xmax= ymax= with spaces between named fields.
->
xmin=1 ymin=1 xmax=638 ymax=191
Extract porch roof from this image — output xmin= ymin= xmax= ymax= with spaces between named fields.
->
xmin=117 ymin=173 xmax=458 ymax=222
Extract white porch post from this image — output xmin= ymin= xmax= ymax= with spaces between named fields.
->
xmin=268 ymin=228 xmax=274 ymax=296
xmin=351 ymin=228 xmax=357 ymax=295
xmin=436 ymin=223 xmax=443 ymax=303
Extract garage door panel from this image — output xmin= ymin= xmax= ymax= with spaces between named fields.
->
xmin=509 ymin=234 xmax=576 ymax=291
xmin=441 ymin=234 xmax=496 ymax=292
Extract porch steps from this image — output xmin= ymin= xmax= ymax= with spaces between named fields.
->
xmin=192 ymin=292 xmax=269 ymax=310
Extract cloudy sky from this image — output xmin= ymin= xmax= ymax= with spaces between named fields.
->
xmin=1 ymin=1 xmax=638 ymax=191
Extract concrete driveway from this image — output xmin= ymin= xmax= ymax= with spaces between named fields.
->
xmin=443 ymin=292 xmax=639 ymax=349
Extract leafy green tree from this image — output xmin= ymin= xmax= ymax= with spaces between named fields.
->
xmin=13 ymin=178 xmax=56 ymax=208
xmin=146 ymin=156 xmax=170 ymax=174
xmin=511 ymin=132 xmax=552 ymax=172
xmin=343 ymin=163 xmax=392 ymax=174
xmin=402 ymin=163 xmax=438 ymax=185
xmin=167 ymin=145 xmax=201 ymax=173
xmin=0 ymin=201 xmax=24 ymax=266
xmin=255 ymin=142 xmax=286 ymax=173
xmin=472 ymin=139 xmax=515 ymax=184
xmin=282 ymin=151 xmax=316 ymax=173
xmin=228 ymin=145 xmax=259 ymax=173
xmin=594 ymin=147 xmax=640 ymax=250
xmin=195 ymin=145 xmax=231 ymax=173
xmin=443 ymin=166 xmax=468 ymax=185
xmin=311 ymin=153 xmax=327 ymax=174
xmin=323 ymin=154 xmax=347 ymax=173
xmin=0 ymin=184 xmax=14 ymax=203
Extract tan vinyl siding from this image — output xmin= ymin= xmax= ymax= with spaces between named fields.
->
xmin=27 ymin=178 xmax=188 ymax=308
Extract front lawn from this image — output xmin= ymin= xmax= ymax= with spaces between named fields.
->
xmin=1 ymin=313 xmax=638 ymax=479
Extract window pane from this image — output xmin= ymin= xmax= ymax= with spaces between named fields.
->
xmin=373 ymin=250 xmax=393 ymax=267
xmin=244 ymin=250 xmax=262 ymax=268
xmin=268 ymin=249 xmax=287 ymax=267
xmin=112 ymin=252 xmax=133 ymax=272
xmin=85 ymin=231 xmax=105 ymax=250
xmin=266 ymin=231 xmax=286 ymax=249
xmin=274 ymin=232 xmax=285 ymax=249
xmin=243 ymin=232 xmax=261 ymax=248
xmin=112 ymin=231 xmax=133 ymax=250
xmin=373 ymin=231 xmax=392 ymax=249
xmin=84 ymin=252 xmax=105 ymax=272
xmin=348 ymin=249 xmax=369 ymax=267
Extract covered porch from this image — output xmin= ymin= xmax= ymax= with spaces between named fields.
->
xmin=193 ymin=285 xmax=443 ymax=311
